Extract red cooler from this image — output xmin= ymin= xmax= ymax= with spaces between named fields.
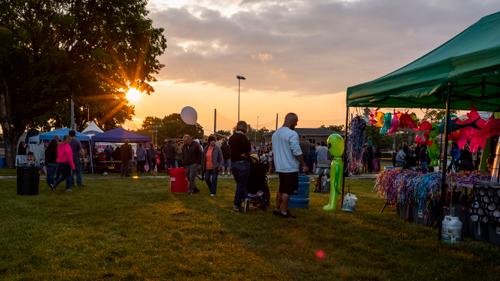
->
xmin=168 ymin=168 xmax=188 ymax=192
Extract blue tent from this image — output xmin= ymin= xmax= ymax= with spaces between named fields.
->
xmin=92 ymin=127 xmax=151 ymax=143
xmin=39 ymin=128 xmax=90 ymax=141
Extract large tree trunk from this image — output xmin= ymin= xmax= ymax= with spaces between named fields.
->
xmin=4 ymin=130 xmax=22 ymax=168
xmin=0 ymin=73 xmax=20 ymax=168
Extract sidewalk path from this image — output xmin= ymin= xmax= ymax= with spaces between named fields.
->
xmin=0 ymin=173 xmax=378 ymax=180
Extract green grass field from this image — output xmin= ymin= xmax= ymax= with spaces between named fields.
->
xmin=0 ymin=175 xmax=499 ymax=281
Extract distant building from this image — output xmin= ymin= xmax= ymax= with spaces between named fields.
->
xmin=263 ymin=128 xmax=342 ymax=145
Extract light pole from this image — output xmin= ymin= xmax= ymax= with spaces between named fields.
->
xmin=236 ymin=75 xmax=246 ymax=122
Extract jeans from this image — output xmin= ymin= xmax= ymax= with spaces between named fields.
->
xmin=232 ymin=160 xmax=250 ymax=207
xmin=165 ymin=158 xmax=176 ymax=169
xmin=204 ymin=169 xmax=218 ymax=195
xmin=54 ymin=163 xmax=72 ymax=190
xmin=186 ymin=163 xmax=199 ymax=193
xmin=46 ymin=163 xmax=58 ymax=187
xmin=121 ymin=160 xmax=130 ymax=176
xmin=71 ymin=157 xmax=82 ymax=186
xmin=137 ymin=160 xmax=146 ymax=173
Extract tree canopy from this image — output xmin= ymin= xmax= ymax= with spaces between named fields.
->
xmin=138 ymin=114 xmax=204 ymax=143
xmin=0 ymin=0 xmax=166 ymax=167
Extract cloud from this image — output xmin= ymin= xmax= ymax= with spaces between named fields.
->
xmin=149 ymin=0 xmax=500 ymax=95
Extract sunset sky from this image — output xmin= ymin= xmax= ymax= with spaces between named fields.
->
xmin=124 ymin=0 xmax=500 ymax=133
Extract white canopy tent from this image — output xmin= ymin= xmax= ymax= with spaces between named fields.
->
xmin=82 ymin=121 xmax=104 ymax=137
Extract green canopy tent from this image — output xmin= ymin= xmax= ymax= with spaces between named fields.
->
xmin=345 ymin=11 xmax=500 ymax=240
xmin=347 ymin=11 xmax=500 ymax=111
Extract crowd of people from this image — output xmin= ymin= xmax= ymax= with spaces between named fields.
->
xmin=18 ymin=112 xmax=334 ymax=218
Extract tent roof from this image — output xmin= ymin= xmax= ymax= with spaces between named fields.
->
xmin=82 ymin=121 xmax=104 ymax=135
xmin=347 ymin=11 xmax=500 ymax=111
xmin=92 ymin=127 xmax=151 ymax=143
xmin=39 ymin=128 xmax=90 ymax=141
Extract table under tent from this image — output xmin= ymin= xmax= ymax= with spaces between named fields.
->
xmin=344 ymin=11 xmax=500 ymax=242
xmin=91 ymin=128 xmax=151 ymax=174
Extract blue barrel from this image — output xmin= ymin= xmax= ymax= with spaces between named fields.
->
xmin=289 ymin=175 xmax=310 ymax=208
xmin=0 ymin=157 xmax=6 ymax=168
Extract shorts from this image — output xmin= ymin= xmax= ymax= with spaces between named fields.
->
xmin=278 ymin=172 xmax=298 ymax=194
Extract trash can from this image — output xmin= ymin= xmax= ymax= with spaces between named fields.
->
xmin=16 ymin=166 xmax=40 ymax=195
xmin=168 ymin=168 xmax=188 ymax=192
xmin=0 ymin=157 xmax=6 ymax=168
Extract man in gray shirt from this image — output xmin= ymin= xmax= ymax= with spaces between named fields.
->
xmin=69 ymin=130 xmax=83 ymax=187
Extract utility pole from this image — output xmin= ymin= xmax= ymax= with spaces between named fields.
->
xmin=236 ymin=75 xmax=246 ymax=122
xmin=214 ymin=108 xmax=217 ymax=136
xmin=254 ymin=116 xmax=259 ymax=145
xmin=275 ymin=113 xmax=279 ymax=131
xmin=70 ymin=96 xmax=75 ymax=130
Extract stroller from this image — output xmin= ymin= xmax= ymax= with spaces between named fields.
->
xmin=243 ymin=155 xmax=271 ymax=212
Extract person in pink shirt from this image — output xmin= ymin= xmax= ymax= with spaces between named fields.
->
xmin=52 ymin=135 xmax=76 ymax=192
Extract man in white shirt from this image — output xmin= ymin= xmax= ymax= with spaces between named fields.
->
xmin=272 ymin=113 xmax=308 ymax=218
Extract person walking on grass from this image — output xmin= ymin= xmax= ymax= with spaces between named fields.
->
xmin=147 ymin=142 xmax=157 ymax=175
xmin=228 ymin=121 xmax=251 ymax=212
xmin=202 ymin=135 xmax=223 ymax=197
xmin=120 ymin=139 xmax=133 ymax=177
xmin=52 ymin=135 xmax=76 ymax=192
xmin=221 ymin=138 xmax=231 ymax=175
xmin=272 ymin=113 xmax=308 ymax=218
xmin=182 ymin=134 xmax=202 ymax=195
xmin=45 ymin=139 xmax=58 ymax=189
xmin=69 ymin=130 xmax=84 ymax=188
xmin=136 ymin=143 xmax=146 ymax=173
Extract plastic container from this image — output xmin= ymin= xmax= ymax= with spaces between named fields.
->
xmin=441 ymin=216 xmax=463 ymax=244
xmin=487 ymin=224 xmax=500 ymax=245
xmin=168 ymin=168 xmax=188 ymax=193
xmin=0 ymin=157 xmax=6 ymax=168
xmin=16 ymin=166 xmax=39 ymax=195
xmin=341 ymin=193 xmax=358 ymax=212
xmin=289 ymin=175 xmax=310 ymax=208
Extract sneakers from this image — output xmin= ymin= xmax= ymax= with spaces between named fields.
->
xmin=272 ymin=209 xmax=280 ymax=216
xmin=49 ymin=183 xmax=55 ymax=191
xmin=210 ymin=194 xmax=216 ymax=197
xmin=232 ymin=206 xmax=240 ymax=212
xmin=279 ymin=211 xmax=296 ymax=218
xmin=66 ymin=189 xmax=73 ymax=193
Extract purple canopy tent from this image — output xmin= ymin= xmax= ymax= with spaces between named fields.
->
xmin=92 ymin=128 xmax=151 ymax=143
xmin=91 ymin=128 xmax=151 ymax=173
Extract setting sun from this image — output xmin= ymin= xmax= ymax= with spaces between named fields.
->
xmin=125 ymin=87 xmax=142 ymax=103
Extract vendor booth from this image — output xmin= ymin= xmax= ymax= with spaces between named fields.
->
xmin=91 ymin=128 xmax=151 ymax=174
xmin=345 ymin=12 xmax=500 ymax=243
xmin=27 ymin=128 xmax=91 ymax=166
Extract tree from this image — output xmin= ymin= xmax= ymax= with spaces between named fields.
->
xmin=0 ymin=0 xmax=166 ymax=167
xmin=320 ymin=124 xmax=345 ymax=132
xmin=246 ymin=126 xmax=270 ymax=146
xmin=137 ymin=114 xmax=204 ymax=144
xmin=215 ymin=130 xmax=231 ymax=138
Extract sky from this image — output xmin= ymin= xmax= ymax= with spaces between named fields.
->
xmin=123 ymin=0 xmax=500 ymax=133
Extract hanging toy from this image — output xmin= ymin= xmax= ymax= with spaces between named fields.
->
xmin=388 ymin=111 xmax=399 ymax=135
xmin=324 ymin=133 xmax=344 ymax=211
xmin=380 ymin=112 xmax=392 ymax=135
xmin=374 ymin=111 xmax=385 ymax=128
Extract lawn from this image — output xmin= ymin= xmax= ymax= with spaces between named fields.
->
xmin=0 ymin=168 xmax=15 ymax=176
xmin=0 ymin=175 xmax=499 ymax=281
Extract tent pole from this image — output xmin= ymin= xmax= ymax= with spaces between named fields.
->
xmin=438 ymin=82 xmax=452 ymax=241
xmin=89 ymin=140 xmax=94 ymax=174
xmin=341 ymin=106 xmax=349 ymax=208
